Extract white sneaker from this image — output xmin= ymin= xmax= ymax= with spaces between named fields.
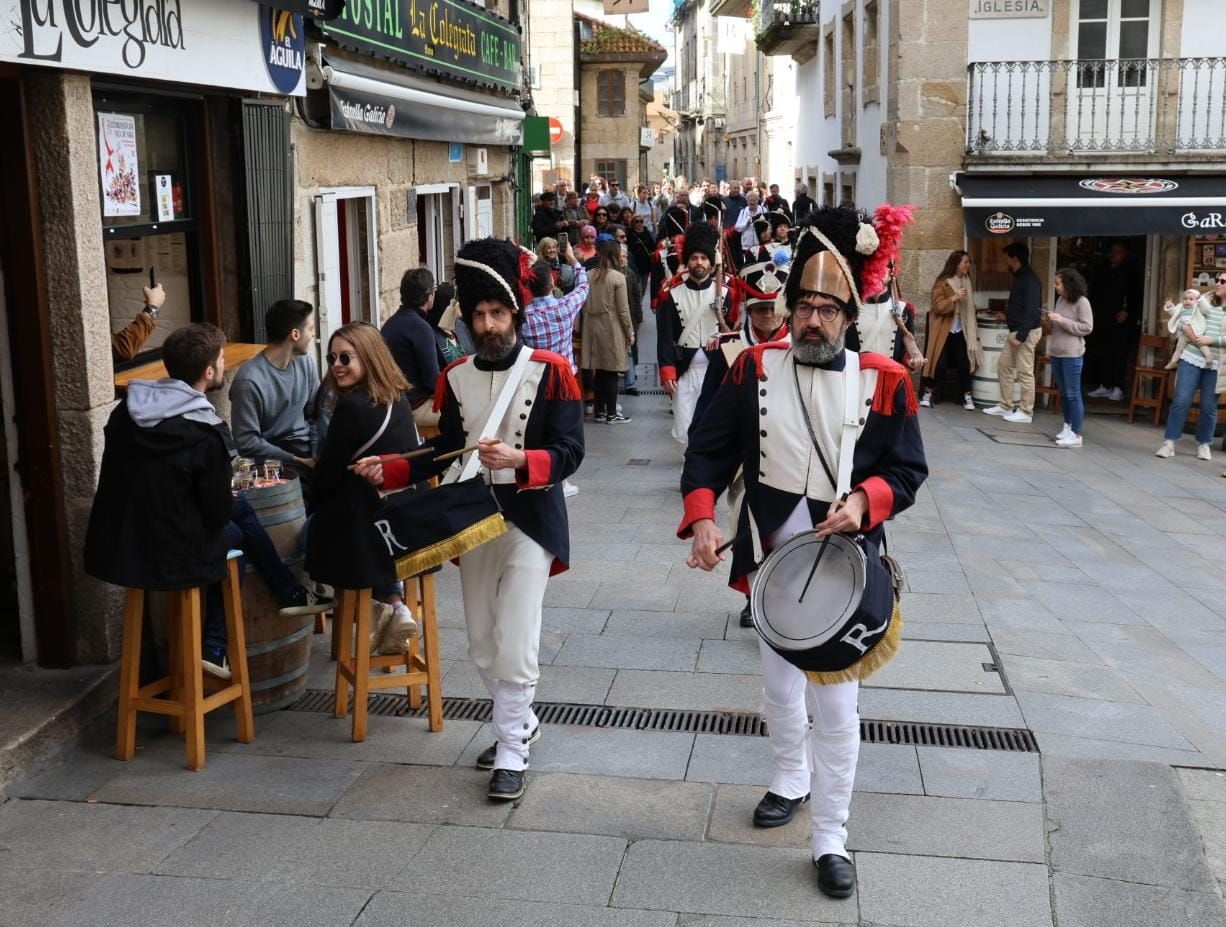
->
xmin=1056 ymin=423 xmax=1072 ymax=440
xmin=1056 ymin=433 xmax=1083 ymax=448
xmin=920 ymin=392 xmax=932 ymax=408
xmin=563 ymin=480 xmax=579 ymax=498
xmin=1155 ymin=440 xmax=1175 ymax=458
xmin=1198 ymin=443 xmax=1212 ymax=461
xmin=983 ymin=405 xmax=1010 ymax=416
xmin=1087 ymin=385 xmax=1111 ymax=399
xmin=962 ymin=394 xmax=976 ymax=411
xmin=1003 ymin=409 xmax=1033 ymax=423
xmin=1106 ymin=387 xmax=1124 ymax=401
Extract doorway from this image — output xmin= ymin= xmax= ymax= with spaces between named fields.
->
xmin=314 ymin=187 xmax=380 ymax=347
xmin=0 ymin=260 xmax=23 ymax=662
xmin=415 ymin=184 xmax=462 ymax=283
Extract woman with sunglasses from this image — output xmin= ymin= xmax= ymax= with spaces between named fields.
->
xmin=307 ymin=322 xmax=420 ymax=631
xmin=592 ymin=208 xmax=610 ymax=233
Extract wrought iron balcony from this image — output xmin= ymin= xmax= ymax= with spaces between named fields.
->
xmin=756 ymin=0 xmax=820 ymax=63
xmin=967 ymin=57 xmax=1226 ymax=157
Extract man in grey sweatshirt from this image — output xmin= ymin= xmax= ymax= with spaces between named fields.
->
xmin=229 ymin=300 xmax=319 ymax=493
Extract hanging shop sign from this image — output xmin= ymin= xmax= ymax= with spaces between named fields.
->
xmin=1 ymin=0 xmax=305 ymax=95
xmin=322 ymin=0 xmax=522 ymax=93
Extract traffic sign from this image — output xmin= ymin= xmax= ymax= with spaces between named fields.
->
xmin=549 ymin=117 xmax=564 ymax=144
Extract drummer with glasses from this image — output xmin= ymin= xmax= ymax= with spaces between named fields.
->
xmin=678 ymin=204 xmax=927 ymax=900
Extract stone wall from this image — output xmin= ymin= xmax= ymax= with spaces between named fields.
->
xmin=527 ymin=0 xmax=577 ymax=189
xmin=579 ymin=62 xmax=647 ymax=186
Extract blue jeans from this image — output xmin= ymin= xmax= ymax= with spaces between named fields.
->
xmin=1164 ymin=360 xmax=1219 ymax=444
xmin=1050 ymin=356 xmax=1085 ymax=435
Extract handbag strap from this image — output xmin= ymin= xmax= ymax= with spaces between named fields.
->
xmin=350 ymin=402 xmax=393 ymax=463
xmin=790 ymin=349 xmax=861 ymax=498
xmin=451 ymin=345 xmax=536 ymax=484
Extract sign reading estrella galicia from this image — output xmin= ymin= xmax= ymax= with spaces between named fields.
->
xmin=322 ymin=0 xmax=522 ymax=93
xmin=260 ymin=6 xmax=307 ymax=94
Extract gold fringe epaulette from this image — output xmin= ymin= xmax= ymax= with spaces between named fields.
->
xmin=804 ymin=601 xmax=903 ymax=686
xmin=394 ymin=513 xmax=506 ymax=580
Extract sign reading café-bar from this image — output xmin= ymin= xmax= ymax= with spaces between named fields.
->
xmin=323 ymin=0 xmax=522 ymax=93
xmin=970 ymin=0 xmax=1048 ymax=18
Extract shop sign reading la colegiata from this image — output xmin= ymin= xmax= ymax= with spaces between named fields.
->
xmin=322 ymin=0 xmax=522 ymax=94
xmin=0 ymin=0 xmax=305 ymax=95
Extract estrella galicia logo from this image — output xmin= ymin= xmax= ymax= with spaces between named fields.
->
xmin=385 ymin=105 xmax=397 ymax=129
xmin=260 ymin=6 xmax=306 ymax=94
xmin=985 ymin=211 xmax=1015 ymax=235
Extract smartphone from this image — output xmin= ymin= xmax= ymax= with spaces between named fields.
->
xmin=557 ymin=231 xmax=569 ymax=253
xmin=149 ymin=266 xmax=157 ymax=288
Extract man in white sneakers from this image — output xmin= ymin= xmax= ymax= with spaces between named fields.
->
xmin=983 ymin=243 xmax=1042 ymax=424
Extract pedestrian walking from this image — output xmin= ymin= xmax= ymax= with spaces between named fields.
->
xmin=1157 ymin=273 xmax=1226 ymax=461
xmin=983 ymin=242 xmax=1043 ymax=424
xmin=581 ymin=241 xmax=634 ymax=423
xmin=922 ymin=250 xmax=983 ymax=411
xmin=1044 ymin=268 xmax=1094 ymax=448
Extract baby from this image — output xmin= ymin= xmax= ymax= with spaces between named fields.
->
xmin=1165 ymin=289 xmax=1213 ymax=369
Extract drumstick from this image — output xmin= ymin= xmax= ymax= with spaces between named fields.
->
xmin=346 ymin=446 xmax=434 ymax=471
xmin=715 ymin=537 xmax=736 ymax=556
xmin=432 ymin=440 xmax=496 ymax=463
xmin=798 ymin=493 xmax=849 ymax=604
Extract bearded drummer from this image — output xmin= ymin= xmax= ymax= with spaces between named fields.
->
xmin=679 ymin=204 xmax=928 ymax=899
xmin=356 ymin=238 xmax=584 ymax=802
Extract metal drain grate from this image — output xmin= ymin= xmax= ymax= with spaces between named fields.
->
xmin=623 ymin=387 xmax=668 ymax=396
xmin=287 ymin=692 xmax=1038 ymax=752
xmin=626 ymin=459 xmax=652 ymax=466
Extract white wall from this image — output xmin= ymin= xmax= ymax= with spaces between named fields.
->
xmin=967 ymin=16 xmax=1053 ymax=64
xmin=1180 ymin=0 xmax=1226 ymax=56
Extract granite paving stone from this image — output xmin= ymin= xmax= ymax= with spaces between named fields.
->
xmin=859 ymin=688 xmax=1025 ymax=728
xmin=589 ymin=580 xmax=681 ymax=612
xmin=846 ymin=793 xmax=1045 ymax=862
xmin=355 ymin=893 xmax=680 ymax=927
xmin=0 ymin=867 xmax=94 ymax=927
xmin=704 ymin=783 xmax=808 ymax=848
xmin=903 ymin=622 xmax=991 ymax=643
xmin=855 ymin=743 xmax=925 ymax=795
xmin=458 ymin=724 xmax=696 ymax=780
xmin=90 ymin=751 xmax=367 ymax=816
xmin=855 ymin=853 xmax=1053 ymax=927
xmin=1022 ymin=581 xmax=1144 ymax=624
xmin=611 ymin=839 xmax=857 ymax=922
xmin=0 ymin=799 xmax=216 ymax=874
xmin=1044 ymin=756 xmax=1219 ymax=892
xmin=1016 ymin=690 xmax=1194 ymax=750
xmin=508 ymin=772 xmax=713 ymax=840
xmin=988 ymin=628 xmax=1103 ymax=664
xmin=976 ymin=597 xmax=1068 ymax=634
xmin=1034 ymin=731 xmax=1209 ymax=767
xmin=553 ymin=633 xmax=700 ymax=671
xmin=864 ymin=640 xmax=1005 ymax=694
xmin=445 ymin=662 xmax=616 ymax=705
xmin=606 ymin=669 xmax=762 ymax=711
xmin=1184 ymin=796 xmax=1226 ymax=890
xmin=1001 ymin=654 xmax=1143 ymax=702
xmin=1178 ymin=767 xmax=1226 ymax=803
xmin=328 ymin=764 xmax=515 ymax=826
xmin=696 ymin=639 xmax=762 ymax=674
xmin=541 ymin=607 xmax=611 ymax=634
xmin=916 ymin=747 xmax=1042 ymax=802
xmin=602 ymin=609 xmax=730 ymax=639
xmin=685 ymin=733 xmax=772 ymax=786
xmin=1051 ymin=873 xmax=1226 ymax=927
xmin=676 ymin=917 xmax=846 ymax=927
xmin=155 ymin=811 xmax=432 ymax=887
xmin=904 ymin=569 xmax=971 ymax=595
xmin=405 ymin=825 xmax=626 ymax=906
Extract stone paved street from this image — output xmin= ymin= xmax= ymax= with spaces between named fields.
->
xmin=5 ymin=377 xmax=1226 ymax=926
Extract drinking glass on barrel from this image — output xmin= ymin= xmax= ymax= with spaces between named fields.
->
xmin=264 ymin=459 xmax=283 ymax=483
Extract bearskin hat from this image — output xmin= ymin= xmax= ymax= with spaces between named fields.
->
xmin=701 ymin=195 xmax=724 ymax=222
xmin=681 ymin=221 xmax=719 ymax=264
xmin=662 ymin=206 xmax=689 ymax=237
xmin=454 ymin=237 xmax=534 ymax=324
xmin=752 ymin=214 xmax=772 ymax=239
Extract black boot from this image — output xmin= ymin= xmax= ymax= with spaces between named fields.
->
xmin=813 ymin=854 xmax=855 ymax=899
xmin=488 ymin=768 xmax=526 ymax=800
xmin=752 ymin=791 xmax=810 ymax=828
xmin=475 ymin=725 xmax=540 ymax=770
xmin=739 ymin=600 xmax=753 ymax=628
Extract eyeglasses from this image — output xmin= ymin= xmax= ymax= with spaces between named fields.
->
xmin=793 ymin=303 xmax=841 ymax=322
xmin=1217 ymin=276 xmax=1226 ymax=284
xmin=326 ymin=352 xmax=355 ymax=367
xmin=595 ymin=211 xmax=608 ymax=217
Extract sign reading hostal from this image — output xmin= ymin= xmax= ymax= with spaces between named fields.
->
xmin=969 ymin=0 xmax=1049 ymax=18
xmin=323 ymin=0 xmax=522 ymax=93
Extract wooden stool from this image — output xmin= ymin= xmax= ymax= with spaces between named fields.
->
xmin=1034 ymin=354 xmax=1060 ymax=415
xmin=332 ymin=572 xmax=444 ymax=742
xmin=115 ymin=553 xmax=255 ymax=770
xmin=1128 ymin=334 xmax=1173 ymax=426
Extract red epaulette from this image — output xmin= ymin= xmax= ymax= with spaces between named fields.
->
xmin=859 ymin=352 xmax=919 ymax=416
xmin=530 ymin=349 xmax=582 ymax=401
xmin=652 ymin=271 xmax=687 ymax=311
xmin=433 ymin=355 xmax=471 ymax=412
xmin=725 ymin=342 xmax=789 ymax=384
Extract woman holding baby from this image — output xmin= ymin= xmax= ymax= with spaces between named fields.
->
xmin=1156 ymin=273 xmax=1226 ymax=462
xmin=1045 ymin=268 xmax=1095 ymax=448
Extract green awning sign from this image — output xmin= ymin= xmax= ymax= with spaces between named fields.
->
xmin=323 ymin=0 xmax=522 ymax=94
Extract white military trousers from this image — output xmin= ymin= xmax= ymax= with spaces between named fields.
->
xmin=670 ymin=352 xmax=708 ymax=446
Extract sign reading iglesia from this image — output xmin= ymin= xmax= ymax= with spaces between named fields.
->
xmin=969 ymin=0 xmax=1049 ymax=18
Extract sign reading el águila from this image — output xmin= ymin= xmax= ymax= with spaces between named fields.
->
xmin=322 ymin=0 xmax=522 ymax=93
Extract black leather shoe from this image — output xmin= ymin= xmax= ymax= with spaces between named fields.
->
xmin=813 ymin=854 xmax=855 ymax=899
xmin=752 ymin=791 xmax=810 ymax=828
xmin=488 ymin=768 xmax=526 ymax=800
xmin=475 ymin=725 xmax=541 ymax=770
xmin=739 ymin=601 xmax=754 ymax=628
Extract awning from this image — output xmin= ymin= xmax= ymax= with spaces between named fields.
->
xmin=321 ymin=59 xmax=525 ymax=147
xmin=256 ymin=0 xmax=345 ymax=19
xmin=956 ymin=172 xmax=1226 ymax=238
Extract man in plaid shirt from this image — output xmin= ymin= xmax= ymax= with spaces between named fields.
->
xmin=522 ymin=243 xmax=590 ymax=373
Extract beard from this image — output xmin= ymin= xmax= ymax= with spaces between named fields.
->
xmin=475 ymin=327 xmax=517 ymax=362
xmin=689 ymin=263 xmax=711 ymax=282
xmin=792 ymin=329 xmax=846 ymax=366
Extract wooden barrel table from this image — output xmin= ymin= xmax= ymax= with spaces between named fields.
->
xmin=239 ymin=475 xmax=315 ymax=713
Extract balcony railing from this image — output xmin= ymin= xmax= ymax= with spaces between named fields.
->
xmin=756 ymin=0 xmax=819 ymax=60
xmin=967 ymin=57 xmax=1226 ymax=156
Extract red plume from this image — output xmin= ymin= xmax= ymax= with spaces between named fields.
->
xmin=517 ymin=246 xmax=537 ymax=308
xmin=860 ymin=204 xmax=917 ymax=299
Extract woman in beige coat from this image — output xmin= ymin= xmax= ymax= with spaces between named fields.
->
xmin=580 ymin=241 xmax=634 ymax=423
xmin=922 ymin=250 xmax=984 ymax=410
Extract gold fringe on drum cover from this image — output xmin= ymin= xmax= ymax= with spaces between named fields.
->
xmin=803 ymin=602 xmax=903 ymax=686
xmin=393 ymin=513 xmax=507 ymax=580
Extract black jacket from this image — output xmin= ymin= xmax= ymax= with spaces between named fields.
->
xmin=532 ymin=205 xmax=564 ymax=244
xmin=382 ymin=305 xmax=441 ymax=408
xmin=793 ymin=194 xmax=817 ymax=225
xmin=1007 ymin=264 xmax=1044 ymax=343
xmin=629 ymin=227 xmax=656 ymax=277
xmin=307 ymin=389 xmax=420 ymax=590
xmin=85 ymin=401 xmax=234 ymax=591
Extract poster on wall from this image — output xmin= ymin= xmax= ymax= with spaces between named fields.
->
xmin=155 ymin=175 xmax=175 ymax=222
xmin=98 ymin=113 xmax=141 ymax=218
